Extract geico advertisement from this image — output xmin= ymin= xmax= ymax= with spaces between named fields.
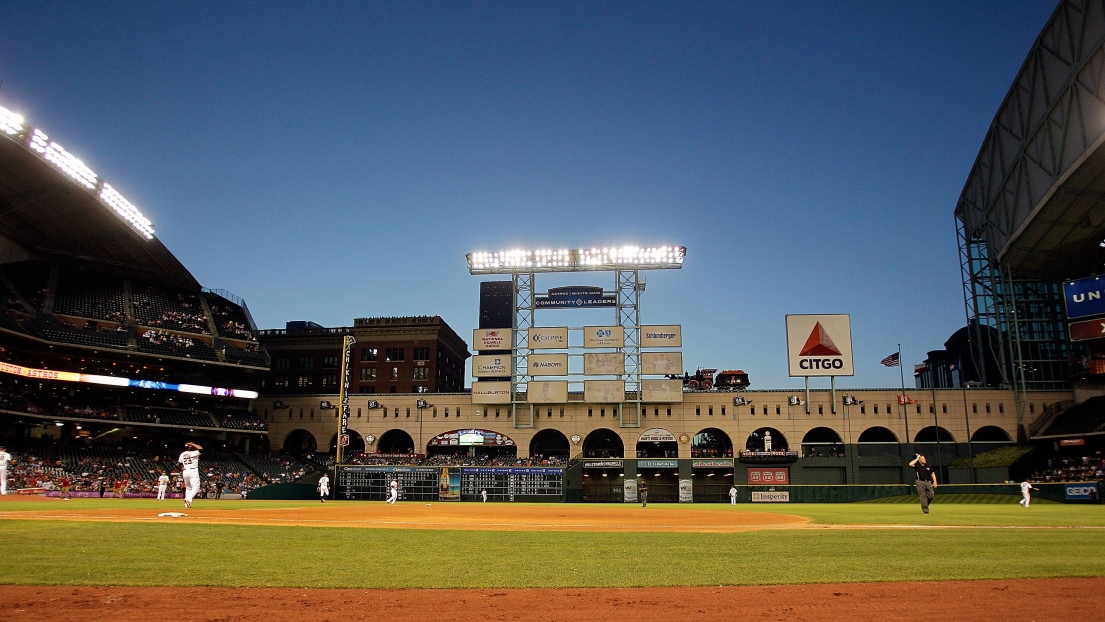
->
xmin=785 ymin=314 xmax=854 ymax=377
xmin=528 ymin=327 xmax=568 ymax=349
xmin=528 ymin=354 xmax=568 ymax=376
xmin=471 ymin=355 xmax=510 ymax=377
xmin=473 ymin=328 xmax=512 ymax=351
xmin=640 ymin=325 xmax=681 ymax=347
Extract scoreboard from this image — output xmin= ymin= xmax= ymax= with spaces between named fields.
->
xmin=337 ymin=465 xmax=563 ymax=502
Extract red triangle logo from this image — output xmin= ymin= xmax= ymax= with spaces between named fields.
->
xmin=799 ymin=322 xmax=841 ymax=356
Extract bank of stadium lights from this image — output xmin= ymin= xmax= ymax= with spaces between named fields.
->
xmin=0 ymin=104 xmax=156 ymax=240
xmin=466 ymin=246 xmax=686 ymax=274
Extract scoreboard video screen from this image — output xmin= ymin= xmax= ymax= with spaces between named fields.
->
xmin=337 ymin=465 xmax=563 ymax=501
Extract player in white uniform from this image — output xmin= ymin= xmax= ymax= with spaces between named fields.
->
xmin=318 ymin=473 xmax=330 ymax=503
xmin=387 ymin=478 xmax=398 ymax=504
xmin=1019 ymin=479 xmax=1039 ymax=508
xmin=156 ymin=471 xmax=170 ymax=500
xmin=0 ymin=446 xmax=11 ymax=495
xmin=729 ymin=485 xmax=738 ymax=505
xmin=177 ymin=442 xmax=202 ymax=508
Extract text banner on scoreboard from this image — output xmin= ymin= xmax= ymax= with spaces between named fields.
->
xmin=528 ymin=327 xmax=568 ymax=349
xmin=473 ymin=329 xmax=512 ymax=351
xmin=640 ymin=325 xmax=682 ymax=347
xmin=747 ymin=467 xmax=790 ymax=485
xmin=471 ymin=355 xmax=510 ymax=377
xmin=1063 ymin=275 xmax=1105 ymax=319
xmin=785 ymin=314 xmax=854 ymax=377
xmin=528 ymin=353 xmax=568 ymax=376
xmin=585 ymin=380 xmax=624 ymax=403
xmin=584 ymin=353 xmax=624 ymax=375
xmin=641 ymin=352 xmax=682 ymax=375
xmin=472 ymin=381 xmax=511 ymax=404
xmin=528 ymin=380 xmax=568 ymax=403
xmin=1069 ymin=317 xmax=1105 ymax=342
xmin=584 ymin=326 xmax=624 ymax=348
xmin=642 ymin=379 xmax=683 ymax=402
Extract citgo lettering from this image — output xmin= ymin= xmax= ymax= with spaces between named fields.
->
xmin=799 ymin=358 xmax=844 ymax=370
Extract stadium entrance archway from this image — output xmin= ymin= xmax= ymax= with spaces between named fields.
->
xmin=691 ymin=428 xmax=734 ymax=502
xmin=856 ymin=426 xmax=903 ymax=484
xmin=635 ymin=428 xmax=678 ymax=458
xmin=282 ymin=429 xmax=317 ymax=454
xmin=857 ymin=426 xmax=900 ymax=456
xmin=970 ymin=425 xmax=1013 ymax=454
xmin=377 ymin=429 xmax=415 ymax=454
xmin=530 ymin=429 xmax=569 ymax=461
xmin=329 ymin=430 xmax=366 ymax=455
xmin=583 ymin=428 xmax=623 ymax=458
xmin=801 ymin=427 xmax=844 ymax=458
xmin=746 ymin=427 xmax=787 ymax=451
xmin=692 ymin=428 xmax=733 ymax=458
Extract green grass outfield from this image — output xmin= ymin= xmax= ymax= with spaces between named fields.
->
xmin=1 ymin=497 xmax=1103 ymax=589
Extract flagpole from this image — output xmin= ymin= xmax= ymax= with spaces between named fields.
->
xmin=898 ymin=344 xmax=911 ymax=462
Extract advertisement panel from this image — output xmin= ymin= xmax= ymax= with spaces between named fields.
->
xmin=471 ymin=355 xmax=510 ymax=377
xmin=747 ymin=468 xmax=790 ymax=485
xmin=751 ymin=491 xmax=790 ymax=502
xmin=679 ymin=479 xmax=693 ymax=503
xmin=1065 ymin=484 xmax=1098 ymax=501
xmin=439 ymin=467 xmax=461 ymax=501
xmin=1069 ymin=317 xmax=1105 ymax=342
xmin=473 ymin=329 xmax=512 ymax=351
xmin=471 ymin=381 xmax=511 ymax=404
xmin=528 ymin=380 xmax=568 ymax=403
xmin=528 ymin=327 xmax=568 ymax=349
xmin=585 ymin=380 xmax=624 ymax=403
xmin=584 ymin=326 xmax=624 ymax=348
xmin=584 ymin=353 xmax=624 ymax=375
xmin=640 ymin=325 xmax=682 ymax=347
xmin=536 ymin=286 xmax=617 ymax=309
xmin=785 ymin=314 xmax=855 ymax=377
xmin=1063 ymin=275 xmax=1105 ymax=319
xmin=638 ymin=428 xmax=677 ymax=443
xmin=641 ymin=352 xmax=682 ymax=375
xmin=624 ymin=479 xmax=638 ymax=503
xmin=642 ymin=379 xmax=683 ymax=402
xmin=528 ymin=354 xmax=568 ymax=376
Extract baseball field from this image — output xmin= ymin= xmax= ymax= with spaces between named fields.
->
xmin=1 ymin=494 xmax=1103 ymax=621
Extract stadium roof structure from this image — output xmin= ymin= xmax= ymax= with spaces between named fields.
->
xmin=955 ymin=0 xmax=1105 ymax=281
xmin=0 ymin=104 xmax=199 ymax=290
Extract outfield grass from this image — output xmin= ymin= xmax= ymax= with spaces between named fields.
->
xmin=0 ymin=499 xmax=1102 ymax=589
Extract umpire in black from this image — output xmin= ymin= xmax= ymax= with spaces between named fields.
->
xmin=909 ymin=454 xmax=937 ymax=514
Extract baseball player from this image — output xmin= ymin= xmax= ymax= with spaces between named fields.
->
xmin=1019 ymin=479 xmax=1039 ymax=508
xmin=178 ymin=442 xmax=203 ymax=509
xmin=729 ymin=485 xmax=738 ymax=505
xmin=387 ymin=478 xmax=398 ymax=504
xmin=318 ymin=473 xmax=330 ymax=503
xmin=59 ymin=475 xmax=71 ymax=500
xmin=0 ymin=446 xmax=11 ymax=495
xmin=157 ymin=471 xmax=170 ymax=500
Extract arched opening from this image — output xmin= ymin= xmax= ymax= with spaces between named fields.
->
xmin=530 ymin=429 xmax=570 ymax=464
xmin=425 ymin=429 xmax=517 ymax=463
xmin=583 ymin=428 xmax=624 ymax=458
xmin=636 ymin=428 xmax=678 ymax=458
xmin=857 ymin=426 xmax=900 ymax=457
xmin=377 ymin=429 xmax=415 ymax=454
xmin=692 ymin=428 xmax=733 ymax=458
xmin=914 ymin=426 xmax=955 ymax=443
xmin=282 ymin=429 xmax=317 ymax=455
xmin=914 ymin=426 xmax=957 ymax=462
xmin=801 ymin=427 xmax=844 ymax=458
xmin=746 ymin=427 xmax=788 ymax=452
xmin=971 ymin=426 xmax=1012 ymax=443
xmin=330 ymin=429 xmax=366 ymax=455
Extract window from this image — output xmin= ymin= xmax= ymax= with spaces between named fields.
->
xmin=775 ymin=406 xmax=780 ymax=415
xmin=359 ymin=386 xmax=376 ymax=394
xmin=297 ymin=357 xmax=314 ymax=370
xmin=361 ymin=348 xmax=378 ymax=362
xmin=985 ymin=403 xmax=991 ymax=414
xmin=391 ymin=367 xmax=399 ymax=381
xmin=999 ymin=403 xmax=1004 ymax=413
xmin=708 ymin=407 xmax=713 ymax=416
xmin=721 ymin=407 xmax=726 ymax=416
xmin=413 ymin=367 xmax=429 ymax=381
xmin=273 ymin=357 xmax=289 ymax=370
xmin=861 ymin=405 xmax=866 ymax=414
xmin=360 ymin=367 xmax=376 ymax=381
xmin=414 ymin=347 xmax=430 ymax=361
xmin=385 ymin=348 xmax=405 ymax=361
xmin=695 ymin=407 xmax=700 ymax=416
xmin=273 ymin=376 xmax=289 ymax=388
xmin=322 ymin=374 xmax=338 ymax=386
xmin=322 ymin=356 xmax=340 ymax=368
xmin=297 ymin=375 xmax=312 ymax=387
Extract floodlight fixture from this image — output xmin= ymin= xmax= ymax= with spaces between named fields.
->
xmin=466 ymin=245 xmax=686 ymax=274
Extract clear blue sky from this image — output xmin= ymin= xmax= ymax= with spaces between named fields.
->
xmin=0 ymin=1 xmax=1057 ymax=390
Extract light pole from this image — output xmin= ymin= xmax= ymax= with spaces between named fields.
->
xmin=416 ymin=399 xmax=433 ymax=454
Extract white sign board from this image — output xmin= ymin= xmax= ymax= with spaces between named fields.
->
xmin=641 ymin=352 xmax=682 ymax=375
xmin=785 ymin=314 xmax=854 ymax=377
xmin=584 ymin=353 xmax=624 ymax=375
xmin=585 ymin=380 xmax=624 ymax=403
xmin=473 ymin=329 xmax=512 ymax=351
xmin=471 ymin=381 xmax=511 ymax=404
xmin=528 ymin=327 xmax=568 ymax=349
xmin=584 ymin=326 xmax=624 ymax=348
xmin=641 ymin=325 xmax=682 ymax=347
xmin=471 ymin=354 xmax=509 ymax=377
xmin=528 ymin=381 xmax=568 ymax=403
xmin=528 ymin=353 xmax=568 ymax=376
xmin=642 ymin=379 xmax=683 ymax=402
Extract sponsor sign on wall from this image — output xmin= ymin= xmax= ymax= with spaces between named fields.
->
xmin=624 ymin=479 xmax=638 ymax=503
xmin=640 ymin=325 xmax=682 ymax=347
xmin=584 ymin=352 xmax=624 ymax=375
xmin=585 ymin=380 xmax=624 ymax=403
xmin=641 ymin=352 xmax=682 ymax=375
xmin=471 ymin=381 xmax=511 ymax=404
xmin=642 ymin=379 xmax=683 ymax=402
xmin=692 ymin=459 xmax=733 ymax=468
xmin=785 ymin=314 xmax=854 ymax=377
xmin=638 ymin=428 xmax=677 ymax=443
xmin=747 ymin=468 xmax=790 ymax=485
xmin=751 ymin=491 xmax=790 ymax=502
xmin=1063 ymin=275 xmax=1105 ymax=319
xmin=528 ymin=380 xmax=568 ymax=403
xmin=638 ymin=460 xmax=678 ymax=468
xmin=585 ymin=326 xmax=624 ymax=348
xmin=1065 ymin=484 xmax=1098 ymax=500
xmin=1069 ymin=317 xmax=1105 ymax=342
xmin=471 ymin=355 xmax=510 ymax=377
xmin=473 ymin=329 xmax=512 ymax=351
xmin=528 ymin=327 xmax=568 ymax=349
xmin=679 ymin=479 xmax=693 ymax=503
xmin=528 ymin=353 xmax=568 ymax=376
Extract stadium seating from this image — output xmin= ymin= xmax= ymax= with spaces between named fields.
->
xmin=53 ymin=272 xmax=126 ymax=322
xmin=1040 ymin=396 xmax=1105 ymax=437
xmin=216 ymin=408 xmax=267 ymax=431
xmin=133 ymin=285 xmax=210 ymax=334
xmin=125 ymin=405 xmax=219 ymax=428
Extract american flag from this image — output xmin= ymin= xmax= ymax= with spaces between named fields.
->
xmin=880 ymin=352 xmax=900 ymax=367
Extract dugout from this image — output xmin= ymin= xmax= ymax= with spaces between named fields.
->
xmin=581 ymin=459 xmax=624 ymax=502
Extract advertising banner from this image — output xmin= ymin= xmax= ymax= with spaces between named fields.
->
xmin=1069 ymin=317 xmax=1105 ymax=342
xmin=528 ymin=380 xmax=568 ymax=403
xmin=692 ymin=459 xmax=733 ymax=468
xmin=641 ymin=352 xmax=682 ymax=375
xmin=439 ymin=467 xmax=461 ymax=501
xmin=585 ymin=380 xmax=624 ymax=403
xmin=785 ymin=314 xmax=855 ymax=377
xmin=624 ymin=479 xmax=638 ymax=503
xmin=679 ymin=479 xmax=693 ymax=503
xmin=1065 ymin=484 xmax=1098 ymax=501
xmin=640 ymin=325 xmax=682 ymax=347
xmin=642 ymin=379 xmax=683 ymax=402
xmin=473 ymin=329 xmax=512 ymax=351
xmin=584 ymin=326 xmax=624 ymax=348
xmin=1063 ymin=275 xmax=1105 ymax=319
xmin=584 ymin=352 xmax=624 ymax=375
xmin=751 ymin=491 xmax=790 ymax=502
xmin=528 ymin=327 xmax=568 ymax=349
xmin=536 ymin=286 xmax=616 ymax=309
xmin=472 ymin=355 xmax=510 ymax=377
xmin=528 ymin=354 xmax=568 ymax=376
xmin=472 ymin=381 xmax=511 ymax=404
xmin=747 ymin=468 xmax=790 ymax=485
xmin=638 ymin=428 xmax=677 ymax=443
xmin=638 ymin=459 xmax=678 ymax=468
